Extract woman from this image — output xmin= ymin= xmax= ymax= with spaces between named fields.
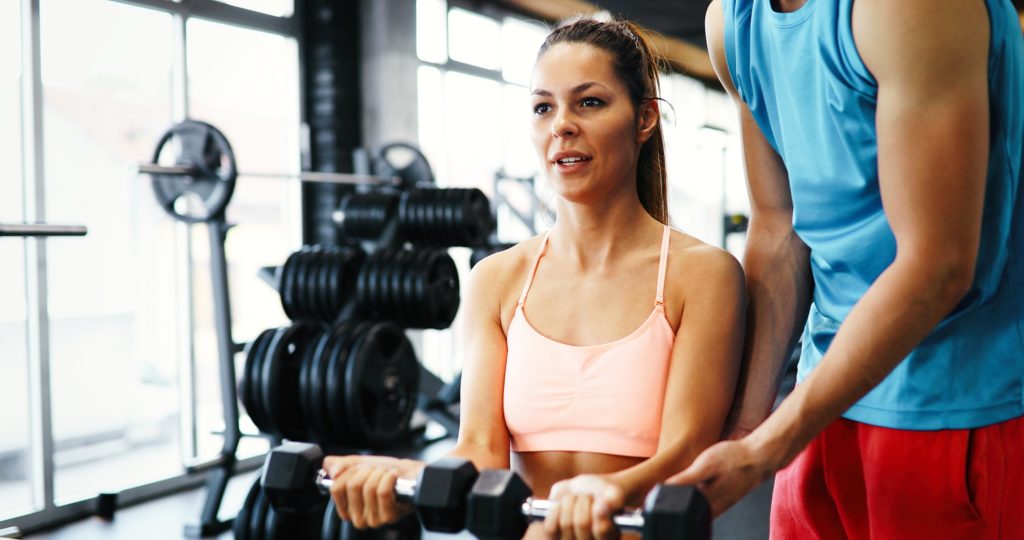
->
xmin=324 ymin=18 xmax=745 ymax=539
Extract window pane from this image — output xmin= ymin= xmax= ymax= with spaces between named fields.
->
xmin=215 ymin=0 xmax=293 ymax=17
xmin=501 ymin=17 xmax=547 ymax=85
xmin=416 ymin=0 xmax=447 ymax=64
xmin=0 ymin=0 xmax=33 ymax=520
xmin=39 ymin=0 xmax=180 ymax=504
xmin=447 ymin=8 xmax=500 ymax=70
xmin=187 ymin=18 xmax=299 ymax=459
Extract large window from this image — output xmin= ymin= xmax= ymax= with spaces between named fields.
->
xmin=186 ymin=17 xmax=300 ymax=458
xmin=1 ymin=0 xmax=299 ymax=531
xmin=0 ymin=0 xmax=32 ymax=520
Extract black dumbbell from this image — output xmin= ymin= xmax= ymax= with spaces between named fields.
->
xmin=260 ymin=442 xmax=479 ymax=533
xmin=466 ymin=469 xmax=711 ymax=540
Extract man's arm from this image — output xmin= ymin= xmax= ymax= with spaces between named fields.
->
xmin=747 ymin=0 xmax=990 ymax=467
xmin=705 ymin=0 xmax=814 ymax=439
xmin=672 ymin=0 xmax=991 ymax=516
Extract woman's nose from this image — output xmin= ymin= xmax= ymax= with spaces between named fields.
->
xmin=551 ymin=109 xmax=578 ymax=138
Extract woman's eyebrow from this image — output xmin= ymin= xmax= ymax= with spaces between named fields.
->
xmin=531 ymin=81 xmax=608 ymax=97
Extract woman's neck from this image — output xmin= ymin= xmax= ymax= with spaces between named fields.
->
xmin=549 ymin=191 xmax=664 ymax=269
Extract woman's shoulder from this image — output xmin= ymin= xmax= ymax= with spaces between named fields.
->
xmin=467 ymin=234 xmax=548 ymax=300
xmin=665 ymin=228 xmax=745 ymax=293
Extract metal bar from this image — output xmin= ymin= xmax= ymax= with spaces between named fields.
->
xmin=524 ymin=499 xmax=645 ymax=531
xmin=21 ymin=0 xmax=55 ymax=517
xmin=0 ymin=224 xmax=87 ymax=237
xmin=136 ymin=162 xmax=400 ymax=186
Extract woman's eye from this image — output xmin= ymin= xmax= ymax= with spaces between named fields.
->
xmin=580 ymin=97 xmax=604 ymax=108
xmin=533 ymin=103 xmax=552 ymax=115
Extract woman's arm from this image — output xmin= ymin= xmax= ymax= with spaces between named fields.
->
xmin=607 ymin=246 xmax=746 ymax=504
xmin=444 ymin=254 xmax=514 ymax=469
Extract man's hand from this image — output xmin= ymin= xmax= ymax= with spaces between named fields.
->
xmin=666 ymin=437 xmax=777 ymax=518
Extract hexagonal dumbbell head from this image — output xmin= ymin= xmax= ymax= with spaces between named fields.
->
xmin=642 ymin=484 xmax=711 ymax=540
xmin=465 ymin=469 xmax=533 ymax=540
xmin=413 ymin=457 xmax=479 ymax=533
xmin=261 ymin=442 xmax=325 ymax=513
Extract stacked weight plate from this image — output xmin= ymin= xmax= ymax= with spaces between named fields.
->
xmin=321 ymin=501 xmax=422 ymax=540
xmin=355 ymin=249 xmax=460 ymax=330
xmin=240 ymin=320 xmax=420 ymax=450
xmin=233 ymin=476 xmax=325 ymax=540
xmin=397 ymin=188 xmax=492 ymax=247
xmin=280 ymin=245 xmax=366 ymax=323
xmin=337 ymin=192 xmax=400 ymax=241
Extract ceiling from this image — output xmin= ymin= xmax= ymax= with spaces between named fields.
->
xmin=589 ymin=0 xmax=711 ymax=48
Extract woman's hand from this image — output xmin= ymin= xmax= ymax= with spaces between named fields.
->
xmin=322 ymin=455 xmax=425 ymax=529
xmin=542 ymin=474 xmax=627 ymax=540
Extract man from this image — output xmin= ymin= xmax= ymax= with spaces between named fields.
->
xmin=670 ymin=0 xmax=1024 ymax=537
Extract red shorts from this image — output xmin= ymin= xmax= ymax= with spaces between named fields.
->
xmin=770 ymin=415 xmax=1024 ymax=539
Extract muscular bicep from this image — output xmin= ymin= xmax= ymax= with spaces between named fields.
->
xmin=856 ymin=0 xmax=989 ymax=271
xmin=454 ymin=259 xmax=512 ymax=467
xmin=657 ymin=250 xmax=745 ymax=451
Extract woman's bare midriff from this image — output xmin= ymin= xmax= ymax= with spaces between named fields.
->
xmin=512 ymin=450 xmax=642 ymax=498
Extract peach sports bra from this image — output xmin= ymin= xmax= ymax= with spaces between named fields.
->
xmin=503 ymin=226 xmax=675 ymax=458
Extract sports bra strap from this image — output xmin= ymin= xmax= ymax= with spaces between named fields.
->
xmin=655 ymin=225 xmax=670 ymax=306
xmin=518 ymin=232 xmax=550 ymax=307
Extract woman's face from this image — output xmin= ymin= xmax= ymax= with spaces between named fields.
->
xmin=530 ymin=42 xmax=656 ymax=206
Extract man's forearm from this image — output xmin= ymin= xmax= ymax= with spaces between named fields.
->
xmin=748 ymin=255 xmax=972 ymax=468
xmin=729 ymin=226 xmax=813 ymax=433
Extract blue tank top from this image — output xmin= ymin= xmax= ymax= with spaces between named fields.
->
xmin=723 ymin=0 xmax=1024 ymax=429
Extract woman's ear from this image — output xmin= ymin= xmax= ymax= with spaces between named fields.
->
xmin=636 ymin=99 xmax=660 ymax=144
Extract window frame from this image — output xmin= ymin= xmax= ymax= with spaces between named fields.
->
xmin=0 ymin=0 xmax=298 ymax=533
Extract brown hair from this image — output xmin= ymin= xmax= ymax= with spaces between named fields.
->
xmin=538 ymin=18 xmax=669 ymax=224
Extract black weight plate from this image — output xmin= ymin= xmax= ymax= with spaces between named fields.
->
xmin=340 ymin=513 xmax=423 ymax=540
xmin=399 ymin=251 xmax=423 ymax=328
xmin=316 ymin=248 xmax=335 ymax=322
xmin=304 ymin=248 xmax=326 ymax=322
xmin=265 ymin=503 xmax=280 ymax=540
xmin=258 ymin=326 xmax=290 ymax=437
xmin=325 ymin=322 xmax=371 ymax=447
xmin=149 ymin=120 xmax=237 ymax=224
xmin=322 ymin=500 xmax=342 ymax=540
xmin=263 ymin=322 xmax=318 ymax=441
xmin=344 ymin=322 xmax=420 ymax=448
xmin=466 ymin=189 xmax=492 ymax=245
xmin=341 ymin=247 xmax=366 ymax=317
xmin=298 ymin=328 xmax=328 ymax=443
xmin=233 ymin=475 xmax=260 ymax=540
xmin=310 ymin=324 xmax=347 ymax=447
xmin=285 ymin=247 xmax=311 ymax=321
xmin=368 ymin=251 xmax=389 ymax=320
xmin=381 ymin=252 xmax=401 ymax=323
xmin=362 ymin=251 xmax=382 ymax=320
xmin=396 ymin=191 xmax=411 ymax=241
xmin=293 ymin=250 xmax=311 ymax=319
xmin=249 ymin=484 xmax=268 ymax=540
xmin=431 ymin=253 xmax=461 ymax=329
xmin=239 ymin=334 xmax=262 ymax=427
xmin=279 ymin=251 xmax=300 ymax=320
xmin=378 ymin=142 xmax=434 ymax=190
xmin=318 ymin=321 xmax=361 ymax=447
xmin=389 ymin=251 xmax=412 ymax=328
xmin=247 ymin=328 xmax=278 ymax=433
xmin=412 ymin=250 xmax=436 ymax=329
xmin=422 ymin=191 xmax=439 ymax=246
xmin=324 ymin=248 xmax=342 ymax=322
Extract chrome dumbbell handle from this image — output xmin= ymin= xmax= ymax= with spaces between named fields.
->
xmin=314 ymin=469 xmax=418 ymax=500
xmin=522 ymin=498 xmax=646 ymax=532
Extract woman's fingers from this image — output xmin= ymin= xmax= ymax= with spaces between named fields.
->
xmin=343 ymin=465 xmax=372 ymax=528
xmin=572 ymin=494 xmax=593 ymax=540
